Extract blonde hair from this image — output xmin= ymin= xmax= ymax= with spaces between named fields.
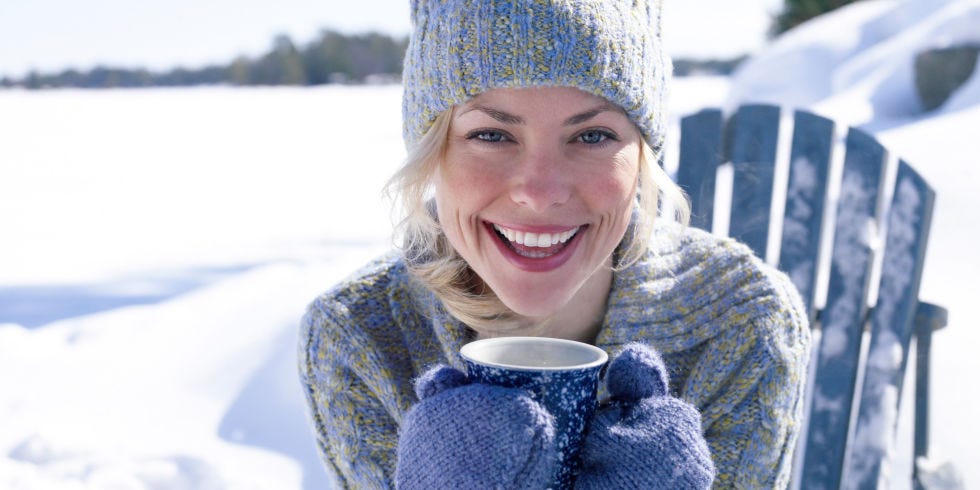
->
xmin=384 ymin=109 xmax=690 ymax=334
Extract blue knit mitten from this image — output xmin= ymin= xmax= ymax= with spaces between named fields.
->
xmin=395 ymin=365 xmax=558 ymax=489
xmin=575 ymin=343 xmax=715 ymax=489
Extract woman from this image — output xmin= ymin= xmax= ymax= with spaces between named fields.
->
xmin=300 ymin=0 xmax=811 ymax=488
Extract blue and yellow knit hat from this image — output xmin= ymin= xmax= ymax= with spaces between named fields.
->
xmin=401 ymin=0 xmax=671 ymax=151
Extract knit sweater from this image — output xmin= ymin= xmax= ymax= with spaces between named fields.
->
xmin=299 ymin=224 xmax=811 ymax=489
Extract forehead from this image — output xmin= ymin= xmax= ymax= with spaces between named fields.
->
xmin=459 ymin=86 xmax=626 ymax=118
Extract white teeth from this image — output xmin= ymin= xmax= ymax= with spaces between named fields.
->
xmin=492 ymin=224 xmax=579 ymax=248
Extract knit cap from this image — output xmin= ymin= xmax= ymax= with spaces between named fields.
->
xmin=401 ymin=0 xmax=672 ymax=151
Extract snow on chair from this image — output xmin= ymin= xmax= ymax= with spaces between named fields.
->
xmin=674 ymin=104 xmax=949 ymax=490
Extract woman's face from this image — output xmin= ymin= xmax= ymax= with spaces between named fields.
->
xmin=435 ymin=86 xmax=642 ymax=322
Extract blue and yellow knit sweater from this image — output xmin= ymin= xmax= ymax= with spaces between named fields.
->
xmin=299 ymin=224 xmax=811 ymax=489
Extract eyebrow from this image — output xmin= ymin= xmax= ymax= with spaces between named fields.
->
xmin=457 ymin=103 xmax=619 ymax=126
xmin=465 ymin=105 xmax=524 ymax=124
xmin=562 ymin=105 xmax=618 ymax=126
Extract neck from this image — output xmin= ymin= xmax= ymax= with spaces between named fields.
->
xmin=480 ymin=256 xmax=613 ymax=344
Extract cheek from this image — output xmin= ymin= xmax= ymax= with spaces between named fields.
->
xmin=583 ymin=159 xmax=639 ymax=212
xmin=433 ymin=179 xmax=467 ymax=251
xmin=433 ymin=171 xmax=461 ymax=225
xmin=436 ymin=151 xmax=508 ymax=210
xmin=433 ymin=166 xmax=495 ymax=235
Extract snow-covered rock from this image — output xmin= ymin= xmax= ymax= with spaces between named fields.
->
xmin=728 ymin=0 xmax=980 ymax=126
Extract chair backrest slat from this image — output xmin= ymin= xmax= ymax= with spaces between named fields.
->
xmin=677 ymin=108 xmax=724 ymax=231
xmin=728 ymin=105 xmax=781 ymax=257
xmin=800 ymin=127 xmax=886 ymax=489
xmin=676 ymin=106 xmax=938 ymax=489
xmin=845 ymin=161 xmax=936 ymax=489
xmin=778 ymin=110 xmax=834 ymax=315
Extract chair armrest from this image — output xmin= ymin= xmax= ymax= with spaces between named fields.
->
xmin=915 ymin=301 xmax=949 ymax=332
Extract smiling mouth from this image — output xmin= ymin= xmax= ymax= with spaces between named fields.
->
xmin=490 ymin=223 xmax=583 ymax=259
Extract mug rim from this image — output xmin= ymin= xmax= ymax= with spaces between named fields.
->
xmin=460 ymin=336 xmax=608 ymax=372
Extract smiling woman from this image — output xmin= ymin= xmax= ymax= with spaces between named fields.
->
xmin=431 ymin=87 xmax=656 ymax=340
xmin=298 ymin=0 xmax=810 ymax=488
xmin=388 ymin=86 xmax=689 ymax=338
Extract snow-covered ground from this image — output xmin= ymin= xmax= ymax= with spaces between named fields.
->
xmin=1 ymin=0 xmax=978 ymax=488
xmin=0 ymin=86 xmax=404 ymax=490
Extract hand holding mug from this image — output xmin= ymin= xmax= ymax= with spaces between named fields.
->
xmin=395 ymin=364 xmax=558 ymax=489
xmin=575 ymin=343 xmax=715 ymax=489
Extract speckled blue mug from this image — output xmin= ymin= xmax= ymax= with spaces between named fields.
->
xmin=460 ymin=337 xmax=608 ymax=490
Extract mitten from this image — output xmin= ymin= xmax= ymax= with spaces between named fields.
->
xmin=395 ymin=364 xmax=558 ymax=489
xmin=575 ymin=343 xmax=715 ymax=489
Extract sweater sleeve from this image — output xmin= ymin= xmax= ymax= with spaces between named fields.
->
xmin=298 ymin=296 xmax=403 ymax=489
xmin=681 ymin=270 xmax=811 ymax=489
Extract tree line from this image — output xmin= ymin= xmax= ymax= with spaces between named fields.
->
xmin=0 ymin=1 xmax=859 ymax=89
xmin=0 ymin=30 xmax=409 ymax=89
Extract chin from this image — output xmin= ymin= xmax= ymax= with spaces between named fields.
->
xmin=496 ymin=290 xmax=569 ymax=320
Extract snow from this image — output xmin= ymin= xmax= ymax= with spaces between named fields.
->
xmin=841 ymin=170 xmax=924 ymax=489
xmin=0 ymin=87 xmax=398 ymax=489
xmin=2 ymin=0 xmax=979 ymax=488
xmin=728 ymin=0 xmax=980 ymax=126
xmin=782 ymin=155 xmax=821 ymax=300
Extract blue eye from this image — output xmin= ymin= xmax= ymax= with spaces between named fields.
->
xmin=471 ymin=130 xmax=507 ymax=143
xmin=578 ymin=130 xmax=611 ymax=144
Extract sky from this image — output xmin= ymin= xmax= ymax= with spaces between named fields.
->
xmin=0 ymin=0 xmax=783 ymax=79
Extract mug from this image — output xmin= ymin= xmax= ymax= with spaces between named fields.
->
xmin=460 ymin=336 xmax=608 ymax=489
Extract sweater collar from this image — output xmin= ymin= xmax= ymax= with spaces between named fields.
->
xmin=596 ymin=223 xmax=741 ymax=354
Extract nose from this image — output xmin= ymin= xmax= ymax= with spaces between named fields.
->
xmin=509 ymin=147 xmax=571 ymax=213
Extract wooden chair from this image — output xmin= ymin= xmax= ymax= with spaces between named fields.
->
xmin=674 ymin=104 xmax=949 ymax=490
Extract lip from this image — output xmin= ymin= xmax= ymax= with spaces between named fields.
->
xmin=483 ymin=221 xmax=586 ymax=273
xmin=491 ymin=222 xmax=580 ymax=234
